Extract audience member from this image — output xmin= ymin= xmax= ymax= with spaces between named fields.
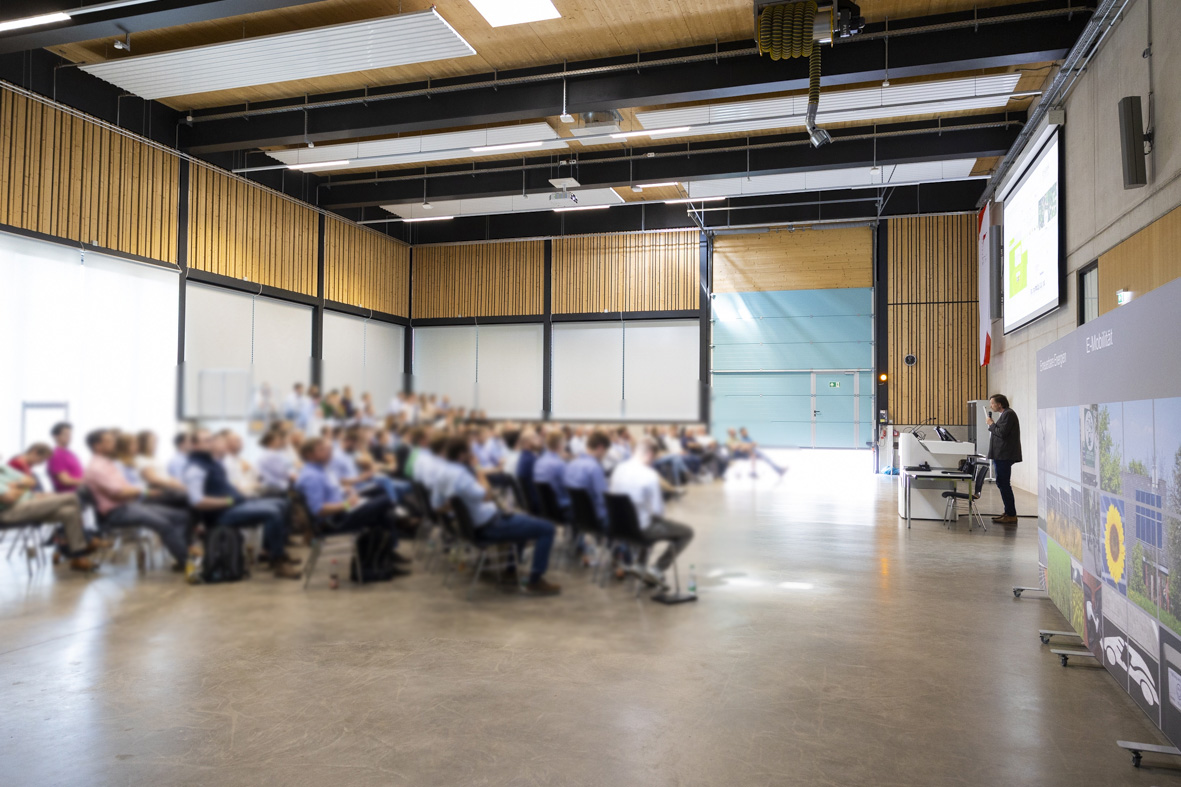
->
xmin=221 ymin=430 xmax=260 ymax=497
xmin=0 ymin=459 xmax=97 ymax=571
xmin=533 ymin=431 xmax=571 ymax=516
xmin=609 ymin=438 xmax=695 ymax=587
xmin=437 ymin=438 xmax=560 ymax=596
xmin=47 ymin=422 xmax=84 ymax=493
xmin=167 ymin=431 xmax=192 ymax=480
xmin=182 ymin=429 xmax=300 ymax=579
xmin=564 ymin=431 xmax=610 ymax=525
xmin=84 ymin=429 xmax=190 ymax=569
xmin=113 ymin=432 xmax=142 ymax=485
xmin=7 ymin=443 xmax=51 ymax=488
xmin=730 ymin=427 xmax=786 ymax=479
xmin=257 ymin=430 xmax=295 ymax=495
xmin=135 ymin=431 xmax=188 ymax=499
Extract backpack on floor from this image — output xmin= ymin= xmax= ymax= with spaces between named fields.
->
xmin=202 ymin=524 xmax=248 ymax=583
xmin=350 ymin=527 xmax=398 ymax=584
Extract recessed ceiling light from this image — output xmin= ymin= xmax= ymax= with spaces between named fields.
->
xmin=610 ymin=126 xmax=691 ymax=139
xmin=635 ymin=182 xmax=680 ymax=189
xmin=559 ymin=113 xmax=576 ymax=124
xmin=403 ymin=215 xmax=454 ymax=222
xmin=554 ymin=205 xmax=610 ymax=213
xmin=0 ymin=11 xmax=70 ymax=32
xmin=469 ymin=0 xmax=560 ymax=27
xmin=288 ymin=160 xmax=350 ymax=170
xmin=469 ymin=140 xmax=545 ymax=153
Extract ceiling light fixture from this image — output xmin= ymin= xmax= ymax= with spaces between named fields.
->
xmin=288 ymin=160 xmax=350 ymax=170
xmin=635 ymin=181 xmax=680 ymax=189
xmin=0 ymin=11 xmax=70 ymax=32
xmin=554 ymin=205 xmax=610 ymax=213
xmin=559 ymin=76 xmax=575 ymax=123
xmin=470 ymin=140 xmax=545 ymax=153
xmin=403 ymin=216 xmax=454 ymax=223
xmin=663 ymin=197 xmax=726 ymax=205
xmin=610 ymin=126 xmax=691 ymax=139
xmin=469 ymin=0 xmax=560 ymax=27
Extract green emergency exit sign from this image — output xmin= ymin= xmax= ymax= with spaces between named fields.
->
xmin=828 ymin=381 xmax=840 ymax=388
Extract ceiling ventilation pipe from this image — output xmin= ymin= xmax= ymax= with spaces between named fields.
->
xmin=755 ymin=1 xmax=864 ymax=147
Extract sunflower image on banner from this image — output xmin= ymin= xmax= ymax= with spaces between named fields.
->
xmin=1102 ymin=495 xmax=1127 ymax=594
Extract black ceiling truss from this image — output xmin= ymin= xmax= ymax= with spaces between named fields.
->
xmin=178 ymin=0 xmax=1088 ymax=155
xmin=378 ymin=180 xmax=988 ymax=245
xmin=317 ymin=113 xmax=1020 ymax=210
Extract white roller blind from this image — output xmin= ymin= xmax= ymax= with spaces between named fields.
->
xmin=552 ymin=322 xmax=624 ymax=419
xmin=365 ymin=320 xmax=405 ymax=408
xmin=474 ymin=324 xmax=544 ymax=419
xmin=0 ymin=230 xmax=177 ymax=453
xmin=323 ymin=312 xmax=405 ymax=409
xmin=622 ymin=319 xmax=699 ymax=420
xmin=322 ymin=311 xmax=367 ymax=397
xmin=252 ymin=296 xmax=312 ymax=411
xmin=413 ymin=326 xmax=477 ymax=409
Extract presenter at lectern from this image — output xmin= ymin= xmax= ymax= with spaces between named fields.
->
xmin=986 ymin=394 xmax=1022 ymax=524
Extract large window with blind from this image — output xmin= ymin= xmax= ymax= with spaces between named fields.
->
xmin=183 ymin=283 xmax=312 ymax=419
xmin=412 ymin=324 xmax=544 ymax=419
xmin=322 ymin=312 xmax=405 ymax=413
xmin=0 ymin=230 xmax=178 ymax=454
xmin=551 ymin=320 xmax=700 ymax=421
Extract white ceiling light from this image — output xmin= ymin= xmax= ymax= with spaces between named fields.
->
xmin=554 ymin=205 xmax=610 ymax=213
xmin=260 ymin=122 xmax=565 ymax=173
xmin=403 ymin=215 xmax=454 ymax=223
xmin=469 ymin=0 xmax=560 ymax=27
xmin=610 ymin=126 xmax=691 ymax=139
xmin=0 ymin=12 xmax=70 ymax=32
xmin=288 ymin=160 xmax=349 ymax=170
xmin=470 ymin=140 xmax=545 ymax=154
xmin=634 ymin=181 xmax=680 ymax=189
xmin=80 ymin=9 xmax=476 ymax=100
xmin=663 ymin=196 xmax=726 ymax=205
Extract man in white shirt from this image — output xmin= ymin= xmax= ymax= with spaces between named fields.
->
xmin=609 ymin=438 xmax=694 ymax=587
xmin=166 ymin=431 xmax=191 ymax=480
xmin=221 ymin=430 xmax=260 ymax=497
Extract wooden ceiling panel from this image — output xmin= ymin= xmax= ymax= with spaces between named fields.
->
xmin=49 ymin=0 xmax=1041 ymax=110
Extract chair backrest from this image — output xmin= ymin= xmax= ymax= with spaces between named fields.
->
xmin=394 ymin=444 xmax=412 ymax=478
xmin=448 ymin=496 xmax=478 ymax=543
xmin=411 ymin=481 xmax=436 ymax=522
xmin=486 ymin=472 xmax=529 ymax=513
xmin=604 ymin=493 xmax=646 ymax=543
xmin=568 ymin=487 xmax=603 ymax=533
xmin=535 ymin=482 xmax=564 ymax=522
xmin=971 ymin=459 xmax=990 ymax=498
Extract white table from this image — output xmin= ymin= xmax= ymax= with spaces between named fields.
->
xmin=902 ymin=469 xmax=972 ymax=528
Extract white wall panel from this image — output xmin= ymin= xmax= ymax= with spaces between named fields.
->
xmin=475 ymin=324 xmax=544 ymax=419
xmin=0 ymin=230 xmax=177 ymax=455
xmin=552 ymin=322 xmax=624 ymax=420
xmin=623 ymin=320 xmax=699 ymax=420
xmin=413 ymin=326 xmax=477 ymax=409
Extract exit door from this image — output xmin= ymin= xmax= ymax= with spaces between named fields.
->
xmin=711 ymin=370 xmax=871 ymax=449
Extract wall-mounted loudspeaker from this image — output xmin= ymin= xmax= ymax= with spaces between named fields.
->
xmin=1117 ymin=96 xmax=1148 ymax=190
xmin=904 ymin=354 xmax=917 ymax=367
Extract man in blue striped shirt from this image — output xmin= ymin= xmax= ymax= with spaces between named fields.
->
xmin=564 ymin=431 xmax=610 ymax=526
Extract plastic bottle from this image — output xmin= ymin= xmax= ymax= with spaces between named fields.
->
xmin=329 ymin=558 xmax=339 ymax=590
xmin=687 ymin=564 xmax=697 ymax=594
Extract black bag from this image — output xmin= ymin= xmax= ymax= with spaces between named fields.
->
xmin=202 ymin=524 xmax=247 ymax=583
xmin=350 ymin=527 xmax=398 ymax=583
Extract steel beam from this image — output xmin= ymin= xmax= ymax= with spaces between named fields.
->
xmin=179 ymin=4 xmax=1086 ymax=154
xmin=318 ymin=115 xmax=1018 ymax=209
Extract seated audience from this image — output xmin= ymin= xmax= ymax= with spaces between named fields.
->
xmin=330 ymin=427 xmax=410 ymax=504
xmin=533 ymin=431 xmax=571 ymax=516
xmin=515 ymin=431 xmax=542 ymax=513
xmin=47 ymin=422 xmax=84 ymax=493
xmin=729 ymin=427 xmax=786 ymax=479
xmin=0 ymin=458 xmax=97 ymax=571
xmin=257 ymin=429 xmax=296 ymax=495
xmin=84 ymin=429 xmax=190 ymax=569
xmin=182 ymin=429 xmax=300 ymax=579
xmin=167 ymin=431 xmax=192 ymax=480
xmin=472 ymin=426 xmax=505 ymax=470
xmin=113 ymin=432 xmax=143 ymax=485
xmin=436 ymin=438 xmax=560 ymax=596
xmin=7 ymin=443 xmax=51 ymax=489
xmin=135 ymin=431 xmax=189 ymax=500
xmin=501 ymin=429 xmax=523 ymax=479
xmin=221 ymin=430 xmax=260 ymax=496
xmin=564 ymin=431 xmax=610 ymax=526
xmin=295 ymin=438 xmax=409 ymax=575
xmin=401 ymin=428 xmax=430 ymax=480
xmin=609 ymin=438 xmax=695 ymax=587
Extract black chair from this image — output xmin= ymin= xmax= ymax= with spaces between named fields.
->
xmin=393 ymin=444 xmax=412 ymax=479
xmin=604 ymin=492 xmax=696 ymax=604
xmin=941 ymin=458 xmax=991 ymax=532
xmin=77 ymin=485 xmax=160 ymax=572
xmin=568 ymin=487 xmax=610 ymax=585
xmin=534 ymin=482 xmax=574 ymax=564
xmin=449 ymin=496 xmax=519 ymax=600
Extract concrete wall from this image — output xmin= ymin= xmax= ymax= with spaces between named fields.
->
xmin=989 ymin=0 xmax=1181 ymax=493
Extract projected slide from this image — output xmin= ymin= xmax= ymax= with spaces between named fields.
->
xmin=1003 ymin=130 xmax=1061 ymax=332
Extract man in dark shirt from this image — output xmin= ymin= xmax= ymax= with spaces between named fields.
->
xmin=986 ymin=394 xmax=1023 ymax=524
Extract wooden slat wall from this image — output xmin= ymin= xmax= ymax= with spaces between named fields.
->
xmin=1098 ymin=205 xmax=1181 ymax=315
xmin=187 ymin=164 xmax=318 ymax=294
xmin=887 ymin=214 xmax=987 ymax=425
xmin=412 ymin=240 xmax=544 ymax=319
xmin=552 ymin=230 xmax=699 ymax=313
xmin=324 ymin=217 xmax=410 ymax=316
xmin=0 ymin=89 xmax=179 ymax=263
xmin=712 ymin=226 xmax=872 ymax=292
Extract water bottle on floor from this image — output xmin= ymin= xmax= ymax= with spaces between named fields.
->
xmin=688 ymin=564 xmax=697 ymax=594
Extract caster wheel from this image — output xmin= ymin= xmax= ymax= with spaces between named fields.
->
xmin=1059 ymin=655 xmax=1069 ymax=667
xmin=1014 ymin=589 xmax=1023 ymax=598
xmin=1131 ymin=752 xmax=1142 ymax=768
xmin=1040 ymin=634 xmax=1051 ymax=645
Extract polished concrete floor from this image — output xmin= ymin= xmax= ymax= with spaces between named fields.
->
xmin=2 ymin=451 xmax=1179 ymax=786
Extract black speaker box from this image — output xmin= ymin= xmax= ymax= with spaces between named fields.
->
xmin=1118 ymin=96 xmax=1147 ymax=189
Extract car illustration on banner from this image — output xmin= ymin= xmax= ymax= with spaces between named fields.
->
xmin=1102 ymin=635 xmax=1159 ymax=707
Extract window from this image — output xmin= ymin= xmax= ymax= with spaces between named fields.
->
xmin=1078 ymin=261 xmax=1099 ymax=325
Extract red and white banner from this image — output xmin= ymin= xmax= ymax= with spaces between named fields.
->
xmin=977 ymin=203 xmax=992 ymax=366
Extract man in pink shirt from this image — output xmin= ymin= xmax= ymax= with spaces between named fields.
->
xmin=84 ymin=429 xmax=191 ymax=569
xmin=47 ymin=422 xmax=84 ymax=493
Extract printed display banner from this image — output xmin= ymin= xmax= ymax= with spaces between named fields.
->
xmin=1037 ymin=276 xmax=1181 ymax=744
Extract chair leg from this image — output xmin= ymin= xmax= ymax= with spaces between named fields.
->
xmin=467 ymin=549 xmax=488 ymax=601
xmin=302 ymin=539 xmax=323 ymax=590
